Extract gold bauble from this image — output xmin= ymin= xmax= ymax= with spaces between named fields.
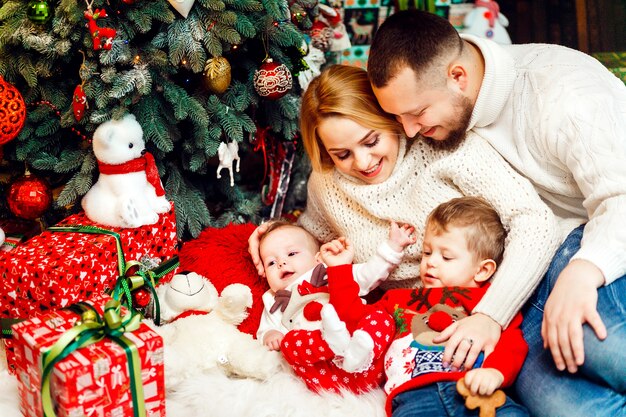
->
xmin=203 ymin=56 xmax=231 ymax=94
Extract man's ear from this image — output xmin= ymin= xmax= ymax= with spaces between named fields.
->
xmin=448 ymin=63 xmax=469 ymax=92
xmin=474 ymin=259 xmax=497 ymax=284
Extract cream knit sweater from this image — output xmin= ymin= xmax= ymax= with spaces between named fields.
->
xmin=465 ymin=35 xmax=626 ymax=285
xmin=299 ymin=134 xmax=560 ymax=327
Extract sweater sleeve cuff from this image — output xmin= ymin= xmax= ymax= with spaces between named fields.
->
xmin=377 ymin=241 xmax=404 ymax=265
xmin=571 ymin=247 xmax=626 ymax=286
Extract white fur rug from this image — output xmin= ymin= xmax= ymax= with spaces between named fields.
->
xmin=0 ymin=345 xmax=386 ymax=417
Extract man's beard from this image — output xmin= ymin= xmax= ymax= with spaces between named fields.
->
xmin=425 ymin=94 xmax=473 ymax=152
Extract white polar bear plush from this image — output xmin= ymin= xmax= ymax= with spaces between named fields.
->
xmin=461 ymin=0 xmax=512 ymax=45
xmin=151 ymin=272 xmax=284 ymax=387
xmin=82 ymin=114 xmax=171 ymax=228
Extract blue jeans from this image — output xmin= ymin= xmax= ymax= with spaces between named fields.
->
xmin=516 ymin=225 xmax=626 ymax=417
xmin=391 ymin=382 xmax=529 ymax=417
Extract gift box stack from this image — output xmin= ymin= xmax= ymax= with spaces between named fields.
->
xmin=0 ymin=204 xmax=178 ymax=370
xmin=593 ymin=51 xmax=626 ymax=84
xmin=11 ymin=294 xmax=165 ymax=417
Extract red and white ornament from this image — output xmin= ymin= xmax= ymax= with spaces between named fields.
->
xmin=0 ymin=75 xmax=26 ymax=146
xmin=7 ymin=171 xmax=53 ymax=220
xmin=309 ymin=20 xmax=334 ymax=52
xmin=253 ymin=59 xmax=293 ymax=100
xmin=72 ymin=84 xmax=88 ymax=121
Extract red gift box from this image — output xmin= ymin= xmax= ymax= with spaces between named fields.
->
xmin=0 ymin=205 xmax=178 ymax=371
xmin=12 ymin=294 xmax=165 ymax=417
xmin=0 ymin=206 xmax=177 ymax=318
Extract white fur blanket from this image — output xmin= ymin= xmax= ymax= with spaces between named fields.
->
xmin=0 ymin=346 xmax=386 ymax=417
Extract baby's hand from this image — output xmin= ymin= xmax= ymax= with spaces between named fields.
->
xmin=463 ymin=368 xmax=505 ymax=396
xmin=320 ymin=237 xmax=354 ymax=266
xmin=263 ymin=329 xmax=285 ymax=351
xmin=388 ymin=221 xmax=416 ymax=253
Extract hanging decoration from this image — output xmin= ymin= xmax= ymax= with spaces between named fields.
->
xmin=253 ymin=58 xmax=293 ymax=100
xmin=309 ymin=20 xmax=334 ymax=52
xmin=167 ymin=0 xmax=196 ymax=18
xmin=203 ymin=56 xmax=231 ymax=94
xmin=72 ymin=51 xmax=89 ymax=122
xmin=7 ymin=169 xmax=53 ymax=220
xmin=0 ymin=75 xmax=26 ymax=146
xmin=216 ymin=141 xmax=240 ymax=187
xmin=27 ymin=0 xmax=53 ymax=25
xmin=83 ymin=4 xmax=117 ymax=51
xmin=298 ymin=42 xmax=326 ymax=91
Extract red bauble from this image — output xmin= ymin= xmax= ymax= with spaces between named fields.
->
xmin=122 ymin=0 xmax=136 ymax=3
xmin=253 ymin=59 xmax=293 ymax=100
xmin=132 ymin=288 xmax=152 ymax=308
xmin=0 ymin=75 xmax=27 ymax=146
xmin=7 ymin=173 xmax=52 ymax=220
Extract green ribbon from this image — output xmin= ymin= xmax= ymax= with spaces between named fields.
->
xmin=40 ymin=298 xmax=146 ymax=417
xmin=48 ymin=225 xmax=180 ymax=325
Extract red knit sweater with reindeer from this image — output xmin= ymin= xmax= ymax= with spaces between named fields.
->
xmin=326 ymin=264 xmax=527 ymax=414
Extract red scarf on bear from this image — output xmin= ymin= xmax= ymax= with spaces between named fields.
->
xmin=98 ymin=151 xmax=165 ymax=197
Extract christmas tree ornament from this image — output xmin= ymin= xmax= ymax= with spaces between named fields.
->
xmin=203 ymin=57 xmax=231 ymax=94
xmin=0 ymin=75 xmax=26 ymax=146
xmin=167 ymin=0 xmax=196 ymax=18
xmin=7 ymin=170 xmax=53 ymax=220
xmin=27 ymin=0 xmax=53 ymax=24
xmin=309 ymin=20 xmax=334 ymax=52
xmin=253 ymin=58 xmax=293 ymax=100
xmin=72 ymin=84 xmax=87 ymax=121
xmin=216 ymin=141 xmax=240 ymax=187
xmin=132 ymin=288 xmax=152 ymax=308
xmin=84 ymin=8 xmax=117 ymax=50
xmin=122 ymin=0 xmax=137 ymax=4
xmin=461 ymin=0 xmax=511 ymax=44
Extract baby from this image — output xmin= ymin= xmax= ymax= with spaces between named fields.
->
xmin=256 ymin=220 xmax=414 ymax=393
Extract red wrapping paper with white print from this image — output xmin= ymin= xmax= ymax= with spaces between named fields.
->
xmin=12 ymin=294 xmax=165 ymax=417
xmin=0 ymin=204 xmax=177 ymax=371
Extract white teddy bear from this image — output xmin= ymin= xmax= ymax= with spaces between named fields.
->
xmin=82 ymin=114 xmax=171 ymax=228
xmin=152 ymin=272 xmax=284 ymax=387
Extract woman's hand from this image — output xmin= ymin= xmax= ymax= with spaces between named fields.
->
xmin=542 ymin=259 xmax=606 ymax=373
xmin=248 ymin=222 xmax=273 ymax=277
xmin=320 ymin=237 xmax=354 ymax=267
xmin=433 ymin=313 xmax=502 ymax=371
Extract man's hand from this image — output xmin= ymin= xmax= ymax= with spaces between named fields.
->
xmin=320 ymin=237 xmax=354 ymax=267
xmin=263 ymin=329 xmax=285 ymax=351
xmin=464 ymin=368 xmax=505 ymax=396
xmin=433 ymin=313 xmax=502 ymax=371
xmin=542 ymin=259 xmax=606 ymax=373
xmin=248 ymin=222 xmax=273 ymax=277
xmin=388 ymin=221 xmax=416 ymax=253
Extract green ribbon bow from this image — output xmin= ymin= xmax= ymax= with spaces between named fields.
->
xmin=48 ymin=224 xmax=180 ymax=325
xmin=41 ymin=298 xmax=146 ymax=417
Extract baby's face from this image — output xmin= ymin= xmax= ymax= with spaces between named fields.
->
xmin=260 ymin=226 xmax=320 ymax=293
xmin=419 ymin=225 xmax=482 ymax=288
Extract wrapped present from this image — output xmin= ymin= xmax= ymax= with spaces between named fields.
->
xmin=0 ymin=205 xmax=178 ymax=319
xmin=12 ymin=294 xmax=165 ymax=417
xmin=0 ymin=205 xmax=178 ymax=371
xmin=592 ymin=51 xmax=626 ymax=84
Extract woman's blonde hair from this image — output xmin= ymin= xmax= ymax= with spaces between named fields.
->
xmin=300 ymin=65 xmax=404 ymax=172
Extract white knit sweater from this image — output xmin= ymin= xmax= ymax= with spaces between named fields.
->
xmin=465 ymin=34 xmax=626 ymax=285
xmin=299 ymin=134 xmax=560 ymax=327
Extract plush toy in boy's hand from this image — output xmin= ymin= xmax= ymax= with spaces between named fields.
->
xmin=152 ymin=272 xmax=283 ymax=386
xmin=82 ymin=114 xmax=171 ymax=228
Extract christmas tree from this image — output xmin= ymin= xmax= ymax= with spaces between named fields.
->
xmin=0 ymin=0 xmax=320 ymax=238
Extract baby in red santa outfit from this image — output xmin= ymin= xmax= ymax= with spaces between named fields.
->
xmin=256 ymin=220 xmax=415 ymax=393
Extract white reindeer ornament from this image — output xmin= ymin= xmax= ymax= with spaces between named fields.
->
xmin=217 ymin=141 xmax=240 ymax=186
